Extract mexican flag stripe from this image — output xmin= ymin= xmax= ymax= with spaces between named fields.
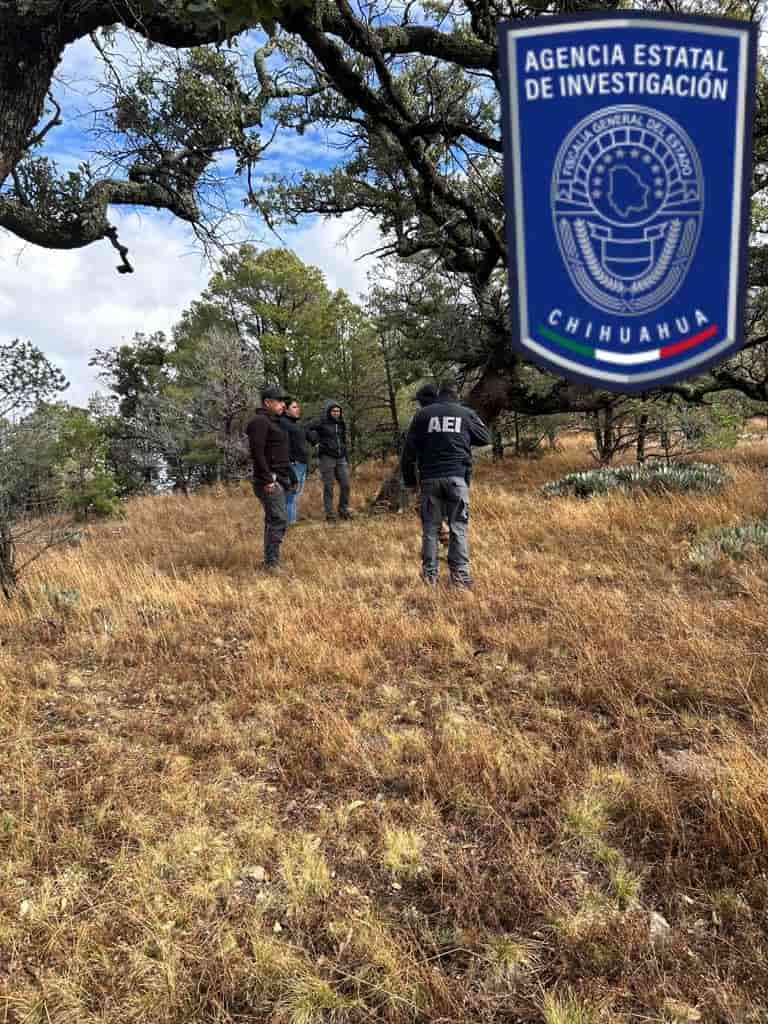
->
xmin=538 ymin=324 xmax=719 ymax=366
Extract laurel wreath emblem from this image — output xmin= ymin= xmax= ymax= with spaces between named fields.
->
xmin=573 ymin=219 xmax=625 ymax=294
xmin=629 ymin=219 xmax=681 ymax=295
xmin=559 ymin=216 xmax=697 ymax=313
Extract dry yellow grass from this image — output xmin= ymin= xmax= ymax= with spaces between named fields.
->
xmin=2 ymin=444 xmax=768 ymax=1022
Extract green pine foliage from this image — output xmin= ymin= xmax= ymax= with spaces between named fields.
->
xmin=53 ymin=406 xmax=123 ymax=522
xmin=59 ymin=466 xmax=121 ymax=522
xmin=541 ymin=462 xmax=730 ymax=499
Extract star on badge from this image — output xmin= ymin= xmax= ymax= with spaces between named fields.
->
xmin=630 ymin=148 xmax=640 ymax=158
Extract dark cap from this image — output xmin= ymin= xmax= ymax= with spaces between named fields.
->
xmin=414 ymin=384 xmax=438 ymax=406
xmin=262 ymin=386 xmax=289 ymax=402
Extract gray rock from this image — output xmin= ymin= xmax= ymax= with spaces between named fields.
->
xmin=649 ymin=910 xmax=671 ymax=944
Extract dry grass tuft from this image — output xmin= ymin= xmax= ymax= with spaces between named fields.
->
xmin=3 ymin=443 xmax=768 ymax=1021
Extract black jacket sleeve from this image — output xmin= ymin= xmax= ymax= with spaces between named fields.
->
xmin=246 ymin=417 xmax=273 ymax=486
xmin=400 ymin=416 xmax=420 ymax=486
xmin=467 ymin=411 xmax=491 ymax=448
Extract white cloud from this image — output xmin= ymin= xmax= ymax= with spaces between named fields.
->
xmin=285 ymin=214 xmax=383 ymax=299
xmin=0 ymin=212 xmax=210 ymax=407
xmin=0 ymin=210 xmax=383 ymax=406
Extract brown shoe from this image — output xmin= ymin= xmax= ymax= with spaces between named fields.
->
xmin=449 ymin=573 xmax=473 ymax=590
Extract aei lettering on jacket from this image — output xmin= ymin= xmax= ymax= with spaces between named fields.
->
xmin=427 ymin=416 xmax=463 ymax=433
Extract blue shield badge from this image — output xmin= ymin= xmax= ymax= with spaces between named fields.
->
xmin=499 ymin=13 xmax=757 ymax=393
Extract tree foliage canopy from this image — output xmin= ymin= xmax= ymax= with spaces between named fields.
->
xmin=0 ymin=338 xmax=68 ymax=418
xmin=0 ymin=0 xmax=766 ymax=417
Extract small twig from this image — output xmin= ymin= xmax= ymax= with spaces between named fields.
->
xmin=89 ymin=30 xmax=125 ymax=92
xmin=326 ymin=964 xmax=420 ymax=1009
xmin=26 ymin=93 xmax=63 ymax=150
xmin=104 ymin=223 xmax=134 ymax=274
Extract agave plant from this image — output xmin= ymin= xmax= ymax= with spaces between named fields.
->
xmin=541 ymin=462 xmax=729 ymax=499
xmin=691 ymin=519 xmax=768 ymax=564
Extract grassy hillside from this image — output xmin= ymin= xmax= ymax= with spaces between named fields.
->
xmin=2 ymin=444 xmax=768 ymax=1023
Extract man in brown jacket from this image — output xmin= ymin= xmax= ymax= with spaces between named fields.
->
xmin=245 ymin=387 xmax=297 ymax=571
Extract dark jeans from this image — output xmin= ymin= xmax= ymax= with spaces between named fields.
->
xmin=420 ymin=476 xmax=471 ymax=582
xmin=252 ymin=480 xmax=288 ymax=566
xmin=319 ymin=455 xmax=350 ymax=517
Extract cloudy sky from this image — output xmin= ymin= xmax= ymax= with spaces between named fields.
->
xmin=0 ymin=31 xmax=382 ymax=407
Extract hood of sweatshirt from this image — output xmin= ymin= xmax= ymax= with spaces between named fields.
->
xmin=323 ymin=399 xmax=343 ymax=419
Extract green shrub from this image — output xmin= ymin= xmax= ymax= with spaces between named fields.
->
xmin=691 ymin=518 xmax=768 ymax=564
xmin=59 ymin=466 xmax=122 ymax=521
xmin=541 ymin=462 xmax=729 ymax=499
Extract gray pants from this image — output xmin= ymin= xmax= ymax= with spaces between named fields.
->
xmin=252 ymin=480 xmax=288 ymax=566
xmin=319 ymin=456 xmax=350 ymax=517
xmin=420 ymin=477 xmax=471 ymax=582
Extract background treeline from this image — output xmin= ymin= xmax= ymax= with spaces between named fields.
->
xmin=3 ymin=243 xmax=764 ymax=532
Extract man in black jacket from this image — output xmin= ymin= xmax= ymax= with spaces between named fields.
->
xmin=401 ymin=382 xmax=490 ymax=588
xmin=245 ymin=387 xmax=297 ymax=570
xmin=307 ymin=399 xmax=352 ymax=522
xmin=279 ymin=398 xmax=310 ymax=525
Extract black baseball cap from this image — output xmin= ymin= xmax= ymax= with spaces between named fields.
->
xmin=413 ymin=384 xmax=438 ymax=405
xmin=262 ymin=386 xmax=289 ymax=401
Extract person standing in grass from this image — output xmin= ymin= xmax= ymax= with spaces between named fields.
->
xmin=279 ymin=398 xmax=310 ymax=525
xmin=401 ymin=381 xmax=490 ymax=588
xmin=245 ymin=387 xmax=297 ymax=571
xmin=307 ymin=400 xmax=353 ymax=522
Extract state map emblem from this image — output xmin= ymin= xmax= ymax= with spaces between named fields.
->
xmin=552 ymin=105 xmax=703 ymax=316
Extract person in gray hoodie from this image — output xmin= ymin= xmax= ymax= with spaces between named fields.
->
xmin=306 ymin=400 xmax=352 ymax=521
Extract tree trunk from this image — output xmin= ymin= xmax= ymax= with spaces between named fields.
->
xmin=380 ymin=334 xmax=400 ymax=451
xmin=281 ymin=348 xmax=290 ymax=391
xmin=593 ymin=407 xmax=617 ymax=465
xmin=660 ymin=426 xmax=672 ymax=464
xmin=465 ymin=355 xmax=605 ymax=424
xmin=372 ymin=468 xmax=410 ymax=514
xmin=349 ymin=415 xmax=357 ymax=461
xmin=0 ymin=517 xmax=17 ymax=600
xmin=492 ymin=428 xmax=504 ymax=460
xmin=603 ymin=409 xmax=614 ymax=464
xmin=0 ymin=17 xmax=64 ymax=187
xmin=636 ymin=413 xmax=649 ymax=464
